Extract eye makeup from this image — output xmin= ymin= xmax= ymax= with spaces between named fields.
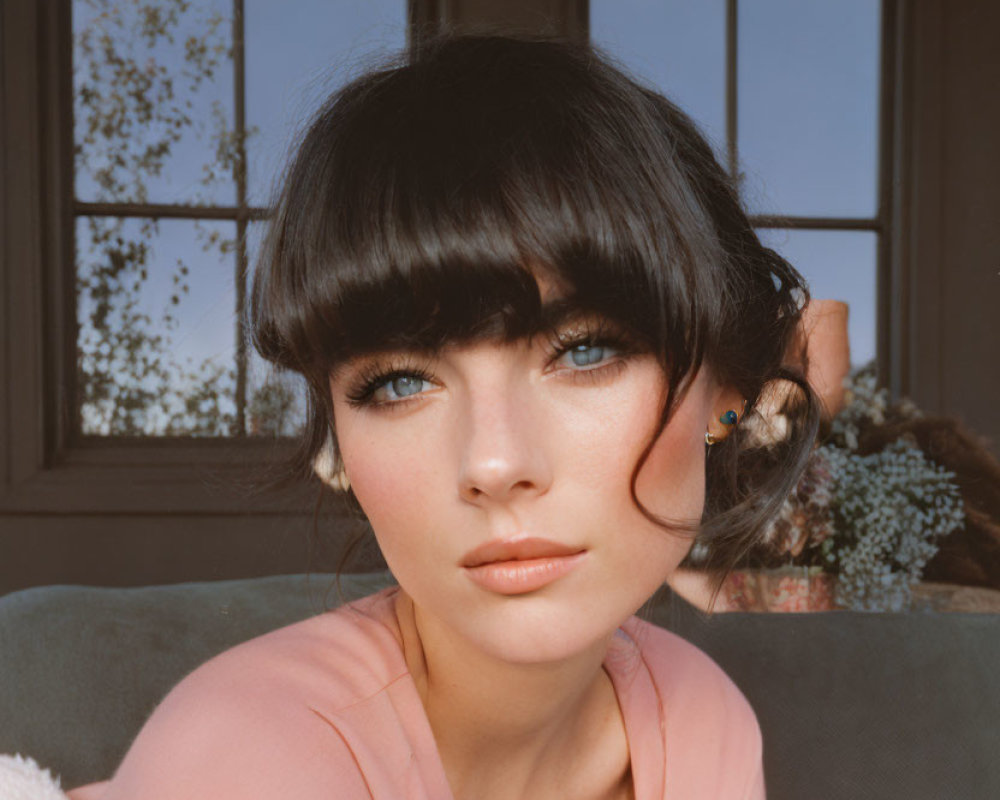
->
xmin=339 ymin=317 xmax=643 ymax=412
xmin=342 ymin=355 xmax=438 ymax=410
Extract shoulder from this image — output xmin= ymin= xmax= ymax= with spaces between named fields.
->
xmin=625 ymin=616 xmax=760 ymax=731
xmin=163 ymin=587 xmax=408 ymax=717
xmin=98 ymin=589 xmax=406 ymax=800
xmin=623 ymin=617 xmax=766 ymax=798
xmin=210 ymin=587 xmax=407 ymax=701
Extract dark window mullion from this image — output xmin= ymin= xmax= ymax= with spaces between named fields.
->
xmin=726 ymin=0 xmax=739 ymax=183
xmin=233 ymin=0 xmax=248 ymax=437
xmin=751 ymin=215 xmax=882 ymax=232
xmin=73 ymin=201 xmax=269 ymax=221
xmin=876 ymin=0 xmax=897 ymax=393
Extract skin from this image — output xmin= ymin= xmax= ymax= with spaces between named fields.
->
xmin=329 ymin=316 xmax=742 ymax=800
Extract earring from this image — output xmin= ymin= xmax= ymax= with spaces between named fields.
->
xmin=705 ymin=406 xmax=742 ymax=446
xmin=719 ymin=409 xmax=739 ymax=426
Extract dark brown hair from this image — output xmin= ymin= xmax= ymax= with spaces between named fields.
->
xmin=250 ymin=32 xmax=820 ymax=602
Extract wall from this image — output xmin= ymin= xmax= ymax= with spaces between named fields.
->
xmin=900 ymin=0 xmax=1000 ymax=453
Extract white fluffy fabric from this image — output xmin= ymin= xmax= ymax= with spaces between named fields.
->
xmin=0 ymin=755 xmax=68 ymax=800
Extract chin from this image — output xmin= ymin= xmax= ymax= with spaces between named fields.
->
xmin=448 ymin=590 xmax=635 ymax=666
xmin=471 ymin=619 xmax=613 ymax=665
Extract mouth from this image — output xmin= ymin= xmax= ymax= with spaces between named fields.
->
xmin=461 ymin=537 xmax=587 ymax=595
xmin=461 ymin=537 xmax=584 ymax=567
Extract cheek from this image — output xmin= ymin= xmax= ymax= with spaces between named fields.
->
xmin=616 ymin=370 xmax=714 ymax=562
xmin=335 ymin=423 xmax=441 ymax=560
xmin=343 ymin=443 xmax=426 ymax=507
xmin=586 ymin=366 xmax=708 ymax=523
xmin=634 ymin=404 xmax=707 ymax=522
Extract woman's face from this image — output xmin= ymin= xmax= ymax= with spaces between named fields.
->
xmin=330 ymin=310 xmax=733 ymax=665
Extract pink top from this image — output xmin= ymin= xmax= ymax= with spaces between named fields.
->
xmin=69 ymin=588 xmax=764 ymax=799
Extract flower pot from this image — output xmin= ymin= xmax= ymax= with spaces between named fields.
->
xmin=787 ymin=299 xmax=851 ymax=419
xmin=722 ymin=567 xmax=839 ymax=612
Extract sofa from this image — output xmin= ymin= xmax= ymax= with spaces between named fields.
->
xmin=1 ymin=572 xmax=997 ymax=799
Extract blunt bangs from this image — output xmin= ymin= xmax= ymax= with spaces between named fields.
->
xmin=251 ymin=34 xmax=731 ymax=387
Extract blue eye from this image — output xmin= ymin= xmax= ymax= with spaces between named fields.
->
xmin=374 ymin=375 xmax=431 ymax=402
xmin=561 ymin=343 xmax=614 ymax=368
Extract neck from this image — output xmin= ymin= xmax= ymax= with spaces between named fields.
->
xmin=394 ymin=591 xmax=631 ymax=800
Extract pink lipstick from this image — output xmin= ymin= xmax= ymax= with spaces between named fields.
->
xmin=462 ymin=537 xmax=587 ymax=595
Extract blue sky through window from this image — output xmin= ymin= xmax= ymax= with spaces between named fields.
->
xmin=592 ymin=0 xmax=880 ymax=367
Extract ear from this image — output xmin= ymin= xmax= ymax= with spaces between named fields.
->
xmin=704 ymin=385 xmax=746 ymax=445
xmin=314 ymin=433 xmax=351 ymax=491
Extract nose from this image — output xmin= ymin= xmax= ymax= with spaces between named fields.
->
xmin=456 ymin=375 xmax=552 ymax=505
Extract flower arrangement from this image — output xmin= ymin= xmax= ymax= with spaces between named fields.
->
xmin=761 ymin=365 xmax=966 ymax=612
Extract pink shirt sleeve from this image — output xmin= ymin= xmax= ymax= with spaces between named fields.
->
xmin=75 ymin=629 xmax=376 ymax=800
xmin=662 ymin=633 xmax=766 ymax=799
xmin=619 ymin=618 xmax=767 ymax=799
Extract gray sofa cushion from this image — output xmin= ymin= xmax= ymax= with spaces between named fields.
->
xmin=651 ymin=598 xmax=1000 ymax=800
xmin=1 ymin=573 xmax=997 ymax=799
xmin=0 ymin=573 xmax=394 ymax=790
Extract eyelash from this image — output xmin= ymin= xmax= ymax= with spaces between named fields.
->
xmin=345 ymin=361 xmax=438 ymax=409
xmin=344 ymin=332 xmax=635 ymax=411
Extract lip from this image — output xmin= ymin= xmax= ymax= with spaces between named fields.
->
xmin=461 ymin=537 xmax=587 ymax=595
xmin=461 ymin=536 xmax=584 ymax=567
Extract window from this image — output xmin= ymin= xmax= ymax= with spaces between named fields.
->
xmin=4 ymin=0 xmax=959 ymax=522
xmin=72 ymin=0 xmax=407 ymax=438
xmin=591 ymin=0 xmax=887 ymax=369
xmin=0 ymin=0 xmax=406 ymax=514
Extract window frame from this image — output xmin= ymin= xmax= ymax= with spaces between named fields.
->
xmin=1 ymin=0 xmax=338 ymax=514
xmin=0 ymin=0 xmax=909 ymax=515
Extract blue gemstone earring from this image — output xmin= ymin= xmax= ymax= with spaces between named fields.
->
xmin=705 ymin=406 xmax=742 ymax=446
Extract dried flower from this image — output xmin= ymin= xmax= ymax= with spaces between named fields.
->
xmin=819 ymin=437 xmax=964 ymax=611
xmin=765 ymin=448 xmax=835 ymax=558
xmin=752 ymin=364 xmax=966 ymax=612
xmin=829 ymin=365 xmax=920 ymax=453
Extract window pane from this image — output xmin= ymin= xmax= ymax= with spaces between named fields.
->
xmin=76 ymin=217 xmax=238 ymax=435
xmin=247 ymin=354 xmax=308 ymax=438
xmin=245 ymin=0 xmax=408 ymax=206
xmin=590 ymin=0 xmax=727 ymax=157
xmin=757 ymin=228 xmax=877 ymax=368
xmin=245 ymin=221 xmax=308 ymax=437
xmin=739 ymin=0 xmax=880 ymax=217
xmin=73 ymin=0 xmax=236 ymax=206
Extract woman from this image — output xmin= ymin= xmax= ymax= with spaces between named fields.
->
xmin=69 ymin=32 xmax=818 ymax=800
